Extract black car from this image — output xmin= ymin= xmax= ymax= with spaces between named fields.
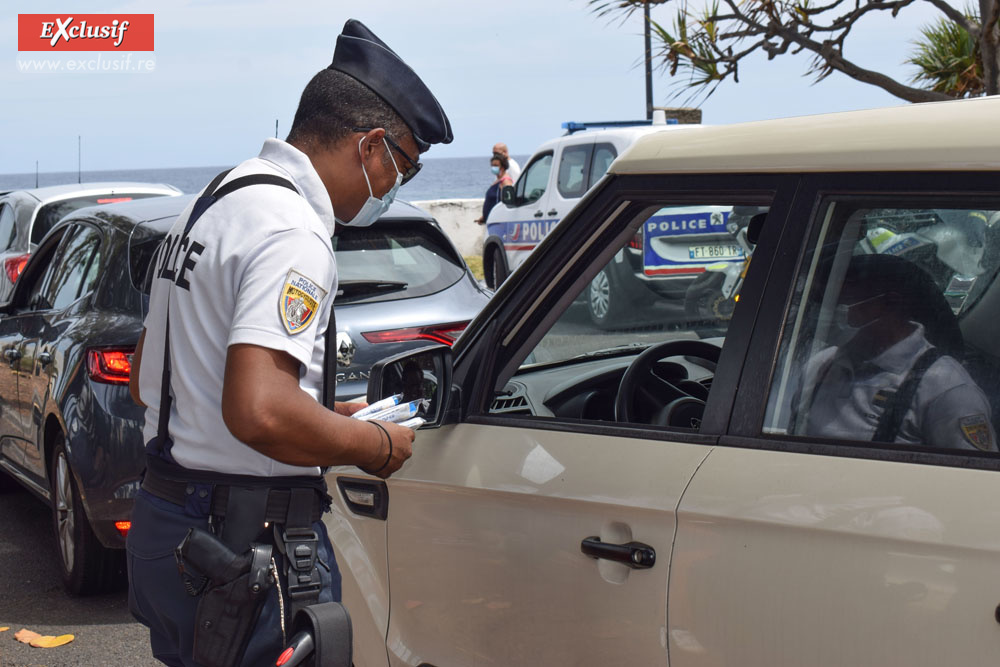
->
xmin=0 ymin=193 xmax=489 ymax=595
xmin=0 ymin=203 xmax=152 ymax=594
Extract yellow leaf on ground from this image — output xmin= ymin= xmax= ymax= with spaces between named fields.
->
xmin=0 ymin=626 xmax=9 ymax=632
xmin=14 ymin=628 xmax=41 ymax=644
xmin=30 ymin=634 xmax=75 ymax=648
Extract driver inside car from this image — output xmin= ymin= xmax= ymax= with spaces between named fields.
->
xmin=790 ymin=253 xmax=997 ymax=452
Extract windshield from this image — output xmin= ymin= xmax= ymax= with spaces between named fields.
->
xmin=33 ymin=192 xmax=165 ymax=245
xmin=332 ymin=220 xmax=467 ymax=304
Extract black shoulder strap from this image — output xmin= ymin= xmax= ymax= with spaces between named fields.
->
xmin=322 ymin=306 xmax=337 ymax=410
xmin=151 ymin=169 xmax=314 ymax=458
xmin=872 ymin=346 xmax=944 ymax=443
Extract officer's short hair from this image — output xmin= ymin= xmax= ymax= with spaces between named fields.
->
xmin=286 ymin=69 xmax=411 ymax=154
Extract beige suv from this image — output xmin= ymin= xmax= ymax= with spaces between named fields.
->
xmin=327 ymin=97 xmax=1000 ymax=666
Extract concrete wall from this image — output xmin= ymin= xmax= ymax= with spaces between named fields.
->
xmin=412 ymin=198 xmax=485 ymax=257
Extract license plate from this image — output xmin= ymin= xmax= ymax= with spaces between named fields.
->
xmin=688 ymin=244 xmax=744 ymax=260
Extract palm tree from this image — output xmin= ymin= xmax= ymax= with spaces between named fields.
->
xmin=907 ymin=7 xmax=985 ymax=98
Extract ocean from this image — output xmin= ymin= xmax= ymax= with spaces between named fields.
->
xmin=0 ymin=155 xmax=529 ymax=202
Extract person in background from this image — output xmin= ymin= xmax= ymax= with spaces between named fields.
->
xmin=475 ymin=152 xmax=514 ymax=225
xmin=493 ymin=141 xmax=521 ymax=181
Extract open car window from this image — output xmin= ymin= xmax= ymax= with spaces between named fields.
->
xmin=764 ymin=199 xmax=1000 ymax=455
xmin=489 ymin=201 xmax=769 ymax=429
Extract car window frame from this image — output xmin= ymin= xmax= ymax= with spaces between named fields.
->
xmin=513 ymin=151 xmax=554 ymax=207
xmin=725 ymin=170 xmax=1000 ymax=473
xmin=43 ymin=222 xmax=103 ymax=311
xmin=450 ymin=171 xmax=799 ymax=445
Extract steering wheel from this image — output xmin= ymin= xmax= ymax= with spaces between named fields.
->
xmin=614 ymin=340 xmax=722 ymax=428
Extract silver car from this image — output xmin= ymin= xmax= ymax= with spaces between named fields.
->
xmin=0 ymin=182 xmax=181 ymax=302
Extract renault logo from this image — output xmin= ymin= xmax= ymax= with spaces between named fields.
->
xmin=336 ymin=331 xmax=356 ymax=367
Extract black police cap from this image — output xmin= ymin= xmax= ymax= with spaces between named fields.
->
xmin=329 ymin=19 xmax=453 ymax=152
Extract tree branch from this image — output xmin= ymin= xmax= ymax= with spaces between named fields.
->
xmin=922 ymin=0 xmax=981 ymax=37
xmin=766 ymin=20 xmax=956 ymax=101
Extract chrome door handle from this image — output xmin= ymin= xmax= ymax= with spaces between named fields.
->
xmin=581 ymin=536 xmax=656 ymax=569
xmin=4 ymin=348 xmax=21 ymax=361
xmin=38 ymin=352 xmax=52 ymax=365
xmin=534 ymin=210 xmax=544 ymax=218
xmin=547 ymin=209 xmax=558 ymax=216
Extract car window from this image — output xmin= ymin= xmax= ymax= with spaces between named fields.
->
xmin=331 ymin=220 xmax=467 ymax=304
xmin=31 ymin=192 xmax=160 ymax=245
xmin=19 ymin=233 xmax=66 ymax=311
xmin=490 ymin=200 xmax=765 ymax=428
xmin=515 ymin=153 xmax=553 ymax=206
xmin=556 ymin=144 xmax=592 ymax=199
xmin=0 ymin=204 xmax=16 ymax=251
xmin=45 ymin=225 xmax=102 ymax=310
xmin=764 ymin=199 xmax=1000 ymax=455
xmin=589 ymin=143 xmax=617 ymax=186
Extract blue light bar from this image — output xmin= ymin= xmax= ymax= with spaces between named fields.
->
xmin=561 ymin=119 xmax=678 ymax=134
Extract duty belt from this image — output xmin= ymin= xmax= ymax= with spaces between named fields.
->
xmin=141 ymin=461 xmax=325 ymax=525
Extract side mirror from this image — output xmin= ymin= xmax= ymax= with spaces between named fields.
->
xmin=366 ymin=344 xmax=453 ymax=428
xmin=500 ymin=185 xmax=517 ymax=207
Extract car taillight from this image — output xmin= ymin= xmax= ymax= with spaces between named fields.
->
xmin=362 ymin=321 xmax=469 ymax=346
xmin=4 ymin=253 xmax=30 ymax=284
xmin=115 ymin=521 xmax=131 ymax=537
xmin=87 ymin=347 xmax=134 ymax=385
xmin=629 ymin=231 xmax=643 ymax=250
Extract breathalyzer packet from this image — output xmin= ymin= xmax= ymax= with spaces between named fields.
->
xmin=397 ymin=417 xmax=425 ymax=429
xmin=359 ymin=398 xmax=428 ymax=424
xmin=351 ymin=394 xmax=403 ymax=420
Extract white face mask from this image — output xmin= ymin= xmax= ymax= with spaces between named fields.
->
xmin=337 ymin=137 xmax=402 ymax=228
xmin=831 ymin=294 xmax=884 ymax=344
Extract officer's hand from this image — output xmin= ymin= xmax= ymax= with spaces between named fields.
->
xmin=360 ymin=420 xmax=415 ymax=479
xmin=334 ymin=401 xmax=367 ymax=417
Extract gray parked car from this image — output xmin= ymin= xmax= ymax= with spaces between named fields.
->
xmin=0 ymin=183 xmax=182 ymax=303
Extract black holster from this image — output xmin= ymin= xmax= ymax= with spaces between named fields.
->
xmin=175 ymin=527 xmax=275 ymax=667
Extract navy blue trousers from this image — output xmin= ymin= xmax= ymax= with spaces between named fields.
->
xmin=127 ymin=489 xmax=342 ymax=667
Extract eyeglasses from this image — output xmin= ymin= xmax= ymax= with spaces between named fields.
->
xmin=353 ymin=127 xmax=422 ymax=185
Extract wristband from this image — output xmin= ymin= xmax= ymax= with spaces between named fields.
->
xmin=371 ymin=421 xmax=393 ymax=473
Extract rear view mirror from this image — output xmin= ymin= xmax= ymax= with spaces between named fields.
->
xmin=366 ymin=344 xmax=453 ymax=428
xmin=500 ymin=185 xmax=516 ymax=207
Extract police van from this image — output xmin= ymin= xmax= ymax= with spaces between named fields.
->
xmin=482 ymin=115 xmax=746 ymax=326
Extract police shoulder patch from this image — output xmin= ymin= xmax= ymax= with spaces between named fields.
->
xmin=960 ymin=414 xmax=993 ymax=451
xmin=280 ymin=269 xmax=327 ymax=335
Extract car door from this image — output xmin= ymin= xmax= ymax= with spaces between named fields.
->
xmin=486 ymin=150 xmax=555 ymax=274
xmin=17 ymin=224 xmax=102 ymax=484
xmin=328 ymin=175 xmax=791 ymax=666
xmin=669 ymin=174 xmax=1000 ymax=666
xmin=0 ymin=228 xmax=67 ymax=485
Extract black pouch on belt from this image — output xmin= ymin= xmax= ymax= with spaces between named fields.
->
xmin=175 ymin=527 xmax=275 ymax=667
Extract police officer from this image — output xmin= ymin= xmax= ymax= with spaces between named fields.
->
xmin=794 ymin=253 xmax=996 ymax=452
xmin=126 ymin=20 xmax=452 ymax=666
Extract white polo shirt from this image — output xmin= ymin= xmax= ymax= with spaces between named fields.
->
xmin=139 ymin=139 xmax=337 ymax=476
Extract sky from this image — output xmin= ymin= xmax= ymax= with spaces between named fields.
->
xmin=1 ymin=0 xmax=947 ymax=174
